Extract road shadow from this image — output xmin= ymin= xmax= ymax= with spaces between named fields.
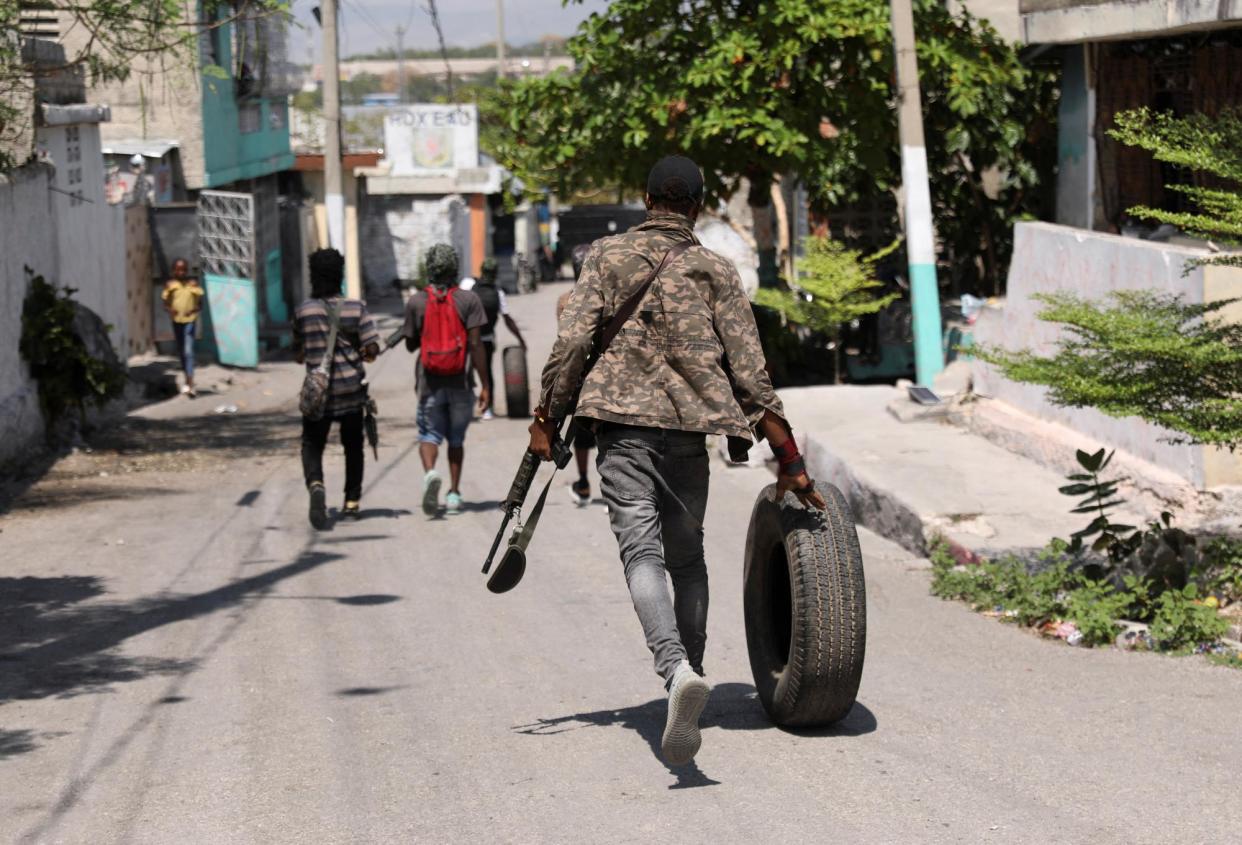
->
xmin=513 ymin=683 xmax=877 ymax=788
xmin=0 ymin=410 xmax=299 ymax=516
xmin=456 ymin=500 xmax=503 ymax=513
xmin=351 ymin=508 xmax=413 ymax=521
xmin=336 ymin=685 xmax=405 ymax=697
xmin=0 ymin=550 xmax=343 ymax=706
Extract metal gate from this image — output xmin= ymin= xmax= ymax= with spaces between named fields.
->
xmin=198 ymin=190 xmax=259 ymax=367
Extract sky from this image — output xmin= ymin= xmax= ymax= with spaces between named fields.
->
xmin=289 ymin=0 xmax=611 ymax=63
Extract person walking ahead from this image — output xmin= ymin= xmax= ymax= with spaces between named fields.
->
xmin=161 ymin=258 xmax=203 ymax=397
xmin=401 ymin=244 xmax=490 ymax=515
xmin=462 ymin=257 xmax=526 ymax=420
xmin=530 ymin=156 xmax=826 ymax=767
xmin=293 ymin=248 xmax=381 ymax=527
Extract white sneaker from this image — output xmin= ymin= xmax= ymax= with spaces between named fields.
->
xmin=422 ymin=470 xmax=442 ymax=516
xmin=482 ymin=409 xmax=494 ymax=421
xmin=661 ymin=660 xmax=711 ymax=766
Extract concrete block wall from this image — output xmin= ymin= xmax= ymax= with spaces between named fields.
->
xmin=35 ymin=121 xmax=129 ymax=355
xmin=974 ymin=221 xmax=1242 ymax=490
xmin=0 ymin=166 xmax=57 ymax=468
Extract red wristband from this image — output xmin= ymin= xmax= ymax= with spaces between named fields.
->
xmin=773 ymin=437 xmax=800 ymax=465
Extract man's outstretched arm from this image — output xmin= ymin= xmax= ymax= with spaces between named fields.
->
xmin=468 ymin=327 xmax=490 ymax=412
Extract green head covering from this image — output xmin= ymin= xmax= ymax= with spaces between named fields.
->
xmin=424 ymin=243 xmax=459 ymax=286
xmin=480 ymin=257 xmax=499 ymax=284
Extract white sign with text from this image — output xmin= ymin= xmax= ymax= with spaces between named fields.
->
xmin=384 ymin=104 xmax=479 ymax=174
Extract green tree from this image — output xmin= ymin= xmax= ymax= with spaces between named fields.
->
xmin=491 ymin=0 xmax=1055 ymax=294
xmin=753 ymin=235 xmax=899 ymax=381
xmin=1109 ymin=107 xmax=1242 ymax=268
xmin=1 ymin=0 xmax=288 ymax=169
xmin=977 ymin=291 xmax=1242 ymax=448
xmin=979 ymin=109 xmax=1242 ymax=448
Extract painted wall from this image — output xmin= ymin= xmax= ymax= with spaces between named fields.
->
xmin=973 ymin=221 xmax=1242 ymax=489
xmin=35 ymin=122 xmax=129 ymax=356
xmin=200 ymin=24 xmax=294 ymax=188
xmin=1055 ymin=45 xmax=1093 ymax=230
xmin=359 ymin=193 xmax=470 ymax=288
xmin=0 ymin=166 xmax=57 ymax=468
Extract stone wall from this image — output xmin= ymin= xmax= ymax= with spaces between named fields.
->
xmin=0 ymin=165 xmax=56 ymax=468
xmin=973 ymin=221 xmax=1242 ymax=489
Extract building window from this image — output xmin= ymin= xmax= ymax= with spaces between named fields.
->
xmin=268 ymin=101 xmax=287 ymax=131
xmin=239 ymin=103 xmax=261 ymax=134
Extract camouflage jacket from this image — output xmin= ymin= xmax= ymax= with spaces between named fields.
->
xmin=539 ymin=212 xmax=784 ymax=442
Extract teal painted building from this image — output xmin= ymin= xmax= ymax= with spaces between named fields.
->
xmin=195 ymin=12 xmax=297 ymax=367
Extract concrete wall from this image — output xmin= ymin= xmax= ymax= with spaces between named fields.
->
xmin=35 ymin=121 xmax=128 ymax=355
xmin=1021 ymin=0 xmax=1242 ymax=43
xmin=974 ymin=221 xmax=1242 ymax=489
xmin=359 ymin=193 xmax=469 ymax=288
xmin=0 ymin=165 xmax=56 ymax=467
xmin=125 ymin=205 xmax=154 ymax=355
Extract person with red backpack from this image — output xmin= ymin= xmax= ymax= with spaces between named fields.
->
xmin=400 ymin=243 xmax=490 ymax=515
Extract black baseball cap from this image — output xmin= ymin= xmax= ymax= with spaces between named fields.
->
xmin=646 ymin=155 xmax=704 ymax=203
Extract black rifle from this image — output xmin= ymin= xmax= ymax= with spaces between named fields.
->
xmin=481 ymin=241 xmax=692 ymax=594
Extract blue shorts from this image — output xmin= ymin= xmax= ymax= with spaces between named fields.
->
xmin=417 ymin=387 xmax=474 ymax=447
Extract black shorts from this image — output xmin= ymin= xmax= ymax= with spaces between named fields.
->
xmin=570 ymin=423 xmax=597 ymax=451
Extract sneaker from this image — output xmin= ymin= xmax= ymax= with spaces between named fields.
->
xmin=661 ymin=660 xmax=711 ymax=766
xmin=179 ymin=384 xmax=191 ymax=396
xmin=445 ymin=491 xmax=462 ymax=514
xmin=422 ymin=470 xmax=442 ymax=516
xmin=568 ymin=478 xmax=590 ymax=506
xmin=340 ymin=500 xmax=361 ymax=520
xmin=308 ymin=482 xmax=328 ymax=529
xmin=186 ymin=386 xmax=197 ymax=399
xmin=481 ymin=409 xmax=494 ymax=421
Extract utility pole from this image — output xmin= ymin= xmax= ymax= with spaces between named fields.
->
xmin=890 ymin=0 xmax=944 ymax=386
xmin=495 ymin=0 xmax=505 ymax=79
xmin=396 ymin=25 xmax=406 ymax=103
xmin=322 ymin=0 xmax=345 ymax=260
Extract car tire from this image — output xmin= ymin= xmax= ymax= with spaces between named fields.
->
xmin=502 ymin=345 xmax=529 ymax=419
xmin=743 ymin=482 xmax=866 ymax=727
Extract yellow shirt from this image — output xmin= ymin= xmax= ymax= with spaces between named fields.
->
xmin=163 ymin=279 xmax=204 ymax=324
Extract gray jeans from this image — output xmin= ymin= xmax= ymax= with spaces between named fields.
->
xmin=597 ymin=424 xmax=710 ymax=685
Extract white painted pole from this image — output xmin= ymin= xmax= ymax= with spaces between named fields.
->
xmin=891 ymin=0 xmax=945 ymax=386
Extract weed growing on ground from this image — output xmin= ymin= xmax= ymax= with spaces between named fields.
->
xmin=929 ymin=538 xmax=1234 ymax=654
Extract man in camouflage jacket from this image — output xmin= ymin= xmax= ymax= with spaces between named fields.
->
xmin=530 ymin=156 xmax=825 ymax=767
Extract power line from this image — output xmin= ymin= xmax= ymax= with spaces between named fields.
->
xmin=340 ymin=0 xmax=393 ymax=52
xmin=424 ymin=0 xmax=454 ymax=99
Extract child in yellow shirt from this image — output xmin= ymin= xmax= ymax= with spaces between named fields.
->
xmin=161 ymin=258 xmax=203 ymax=397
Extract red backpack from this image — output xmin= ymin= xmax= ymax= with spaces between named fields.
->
xmin=421 ymin=286 xmax=468 ymax=376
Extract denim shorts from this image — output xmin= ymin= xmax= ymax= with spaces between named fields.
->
xmin=417 ymin=387 xmax=474 ymax=447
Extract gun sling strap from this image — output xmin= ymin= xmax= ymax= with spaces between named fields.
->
xmin=514 ymin=240 xmax=695 ymax=551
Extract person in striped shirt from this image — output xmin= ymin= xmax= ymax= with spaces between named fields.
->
xmin=293 ymin=249 xmax=381 ymax=527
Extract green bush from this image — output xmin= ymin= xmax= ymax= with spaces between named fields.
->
xmin=1149 ymin=585 xmax=1230 ymax=651
xmin=19 ymin=272 xmax=126 ymax=427
xmin=929 ymin=538 xmax=1228 ymax=653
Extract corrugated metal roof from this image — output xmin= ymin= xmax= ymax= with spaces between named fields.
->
xmin=101 ymin=139 xmax=181 ymax=158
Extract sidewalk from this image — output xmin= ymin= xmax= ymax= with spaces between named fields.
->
xmin=781 ymin=385 xmax=1105 ymax=562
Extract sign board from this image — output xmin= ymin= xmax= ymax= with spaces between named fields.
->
xmin=384 ymin=104 xmax=478 ymax=174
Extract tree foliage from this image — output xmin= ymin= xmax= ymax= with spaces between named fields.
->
xmin=977 ymin=291 xmax=1242 ymax=448
xmin=753 ymin=235 xmax=898 ymax=334
xmin=1108 ymin=107 xmax=1242 ymax=266
xmin=491 ymin=0 xmax=1056 ymax=293
xmin=1 ymin=0 xmax=288 ymax=169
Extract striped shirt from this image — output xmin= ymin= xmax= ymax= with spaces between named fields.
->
xmin=293 ymin=297 xmax=380 ymax=417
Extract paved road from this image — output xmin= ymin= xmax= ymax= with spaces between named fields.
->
xmin=2 ymin=280 xmax=1240 ymax=844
